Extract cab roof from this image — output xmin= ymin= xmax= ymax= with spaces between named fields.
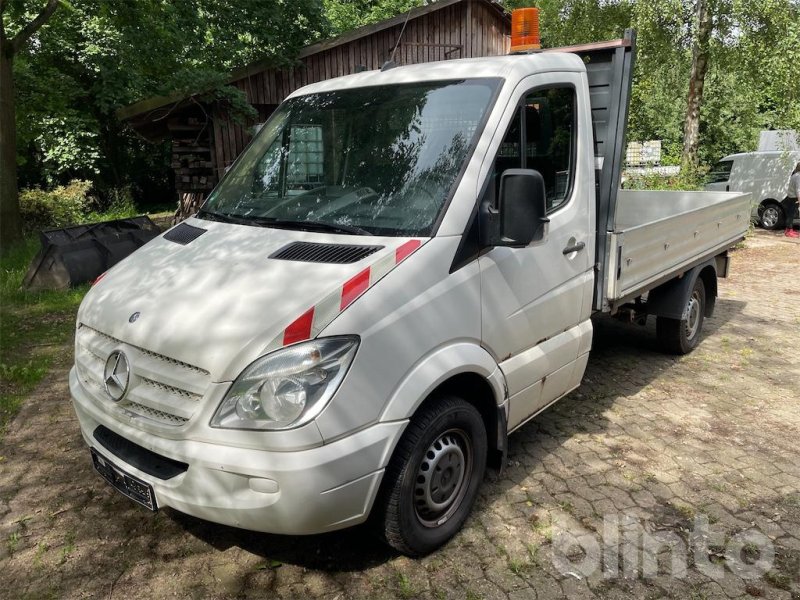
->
xmin=286 ymin=52 xmax=587 ymax=98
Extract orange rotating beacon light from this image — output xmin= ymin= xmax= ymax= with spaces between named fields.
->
xmin=510 ymin=7 xmax=541 ymax=52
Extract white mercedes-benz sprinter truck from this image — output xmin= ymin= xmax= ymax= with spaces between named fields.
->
xmin=70 ymin=32 xmax=750 ymax=555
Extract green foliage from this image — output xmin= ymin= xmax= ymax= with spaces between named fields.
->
xmin=3 ymin=0 xmax=800 ymax=215
xmin=623 ymin=172 xmax=705 ymax=191
xmin=504 ymin=0 xmax=800 ymax=167
xmin=18 ymin=180 xmax=91 ymax=234
xmin=6 ymin=0 xmax=328 ymax=203
xmin=83 ymin=185 xmax=139 ymax=222
xmin=0 ymin=237 xmax=87 ymax=440
xmin=323 ymin=0 xmax=424 ymax=35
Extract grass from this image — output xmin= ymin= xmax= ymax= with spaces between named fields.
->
xmin=7 ymin=531 xmax=20 ymax=555
xmin=59 ymin=530 xmax=76 ymax=564
xmin=508 ymin=557 xmax=528 ymax=575
xmin=0 ymin=237 xmax=88 ymax=439
xmin=395 ymin=573 xmax=416 ymax=599
xmin=764 ymin=570 xmax=791 ymax=590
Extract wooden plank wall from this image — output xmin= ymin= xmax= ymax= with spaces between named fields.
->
xmin=211 ymin=0 xmax=509 ymax=179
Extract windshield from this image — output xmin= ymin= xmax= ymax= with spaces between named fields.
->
xmin=201 ymin=79 xmax=499 ymax=236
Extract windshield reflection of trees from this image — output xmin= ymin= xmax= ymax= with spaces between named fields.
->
xmin=209 ymin=81 xmax=491 ymax=236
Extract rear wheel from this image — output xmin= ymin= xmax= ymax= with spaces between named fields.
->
xmin=759 ymin=202 xmax=784 ymax=230
xmin=376 ymin=396 xmax=487 ymax=556
xmin=656 ymin=277 xmax=706 ymax=355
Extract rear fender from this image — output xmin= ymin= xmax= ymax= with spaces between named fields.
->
xmin=645 ymin=258 xmax=717 ymax=320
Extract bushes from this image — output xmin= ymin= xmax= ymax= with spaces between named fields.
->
xmin=84 ymin=186 xmax=138 ymax=223
xmin=19 ymin=180 xmax=92 ymax=234
xmin=18 ymin=181 xmax=140 ymax=234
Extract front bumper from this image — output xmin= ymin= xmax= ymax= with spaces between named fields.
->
xmin=69 ymin=368 xmax=407 ymax=534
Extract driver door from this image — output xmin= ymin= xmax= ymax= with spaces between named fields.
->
xmin=480 ymin=75 xmax=593 ymax=430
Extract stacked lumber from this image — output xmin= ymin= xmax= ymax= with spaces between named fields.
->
xmin=169 ymin=117 xmax=217 ymax=193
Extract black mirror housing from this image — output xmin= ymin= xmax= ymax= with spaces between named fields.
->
xmin=480 ymin=169 xmax=549 ymax=248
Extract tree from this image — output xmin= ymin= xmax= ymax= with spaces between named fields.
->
xmin=324 ymin=0 xmax=424 ymax=35
xmin=5 ymin=0 xmax=327 ymax=239
xmin=680 ymin=0 xmax=712 ymax=175
xmin=0 ymin=0 xmax=59 ymax=254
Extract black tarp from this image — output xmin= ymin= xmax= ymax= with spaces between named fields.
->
xmin=22 ymin=216 xmax=161 ymax=290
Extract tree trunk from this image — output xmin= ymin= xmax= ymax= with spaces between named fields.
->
xmin=681 ymin=0 xmax=712 ymax=176
xmin=0 ymin=42 xmax=22 ymax=254
xmin=1 ymin=0 xmax=60 ymax=254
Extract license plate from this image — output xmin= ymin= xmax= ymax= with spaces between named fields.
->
xmin=91 ymin=448 xmax=157 ymax=511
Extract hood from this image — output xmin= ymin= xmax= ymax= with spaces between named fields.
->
xmin=78 ymin=217 xmax=422 ymax=382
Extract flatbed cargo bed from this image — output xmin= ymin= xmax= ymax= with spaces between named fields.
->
xmin=602 ymin=190 xmax=750 ymax=311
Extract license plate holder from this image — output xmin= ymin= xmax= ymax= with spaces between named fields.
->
xmin=91 ymin=448 xmax=157 ymax=511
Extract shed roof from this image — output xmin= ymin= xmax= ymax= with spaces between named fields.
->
xmin=118 ymin=0 xmax=509 ymax=121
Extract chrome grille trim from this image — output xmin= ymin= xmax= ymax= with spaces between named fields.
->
xmin=141 ymin=377 xmax=202 ymax=401
xmin=80 ymin=324 xmax=209 ymax=376
xmin=76 ymin=323 xmax=211 ymax=427
xmin=121 ymin=401 xmax=189 ymax=425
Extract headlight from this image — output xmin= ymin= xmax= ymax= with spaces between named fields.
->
xmin=210 ymin=336 xmax=359 ymax=430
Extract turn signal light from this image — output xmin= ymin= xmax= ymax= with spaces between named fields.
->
xmin=510 ymin=8 xmax=541 ymax=52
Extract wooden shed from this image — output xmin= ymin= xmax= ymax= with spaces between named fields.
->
xmin=118 ymin=0 xmax=510 ymax=216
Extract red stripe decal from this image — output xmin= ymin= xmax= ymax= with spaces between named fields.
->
xmin=340 ymin=267 xmax=371 ymax=310
xmin=395 ymin=239 xmax=421 ymax=263
xmin=283 ymin=307 xmax=315 ymax=346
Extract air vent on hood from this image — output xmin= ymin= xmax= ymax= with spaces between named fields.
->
xmin=164 ymin=223 xmax=207 ymax=245
xmin=270 ymin=242 xmax=384 ymax=264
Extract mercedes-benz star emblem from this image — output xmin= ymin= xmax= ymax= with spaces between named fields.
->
xmin=103 ymin=351 xmax=131 ymax=402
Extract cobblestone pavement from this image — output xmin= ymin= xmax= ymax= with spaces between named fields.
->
xmin=1 ymin=230 xmax=798 ymax=599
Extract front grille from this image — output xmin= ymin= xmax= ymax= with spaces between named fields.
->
xmin=141 ymin=377 xmax=201 ymax=401
xmin=75 ymin=324 xmax=210 ymax=427
xmin=270 ymin=241 xmax=383 ymax=264
xmin=122 ymin=402 xmax=189 ymax=426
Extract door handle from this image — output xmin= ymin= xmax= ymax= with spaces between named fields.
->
xmin=562 ymin=241 xmax=586 ymax=255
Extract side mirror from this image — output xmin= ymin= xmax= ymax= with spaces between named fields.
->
xmin=480 ymin=168 xmax=549 ymax=247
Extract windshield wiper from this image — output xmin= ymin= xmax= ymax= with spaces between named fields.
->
xmin=298 ymin=220 xmax=372 ymax=236
xmin=197 ymin=211 xmax=372 ymax=236
xmin=257 ymin=218 xmax=372 ymax=236
xmin=196 ymin=209 xmax=251 ymax=225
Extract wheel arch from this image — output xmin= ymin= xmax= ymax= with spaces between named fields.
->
xmin=645 ymin=258 xmax=718 ymax=320
xmin=697 ymin=264 xmax=718 ymax=317
xmin=380 ymin=343 xmax=508 ymax=472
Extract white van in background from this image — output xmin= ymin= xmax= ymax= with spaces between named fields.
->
xmin=706 ymin=151 xmax=800 ymax=229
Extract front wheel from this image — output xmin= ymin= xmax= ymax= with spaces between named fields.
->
xmin=656 ymin=277 xmax=706 ymax=355
xmin=759 ymin=202 xmax=784 ymax=230
xmin=375 ymin=396 xmax=487 ymax=556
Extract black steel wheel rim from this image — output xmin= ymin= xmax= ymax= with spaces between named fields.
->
xmin=413 ymin=428 xmax=473 ymax=528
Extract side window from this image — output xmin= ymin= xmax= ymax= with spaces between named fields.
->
xmin=524 ymin=88 xmax=575 ymax=212
xmin=492 ymin=109 xmax=522 ymax=199
xmin=706 ymin=160 xmax=733 ymax=184
xmin=490 ymin=86 xmax=576 ymax=213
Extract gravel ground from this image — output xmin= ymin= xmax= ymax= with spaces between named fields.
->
xmin=1 ymin=229 xmax=798 ymax=600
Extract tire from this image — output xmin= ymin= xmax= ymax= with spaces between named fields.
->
xmin=758 ymin=202 xmax=784 ymax=230
xmin=375 ymin=396 xmax=487 ymax=556
xmin=656 ymin=277 xmax=706 ymax=355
